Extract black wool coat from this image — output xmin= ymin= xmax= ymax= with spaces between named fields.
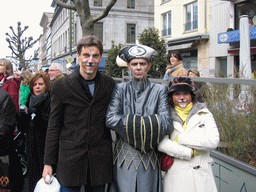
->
xmin=18 ymin=92 xmax=51 ymax=191
xmin=44 ymin=70 xmax=115 ymax=186
xmin=0 ymin=89 xmax=24 ymax=191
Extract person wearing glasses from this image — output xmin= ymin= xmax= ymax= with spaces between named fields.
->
xmin=106 ymin=44 xmax=173 ymax=192
xmin=48 ymin=63 xmax=65 ymax=85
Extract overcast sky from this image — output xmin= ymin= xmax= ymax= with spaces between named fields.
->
xmin=0 ymin=0 xmax=54 ymax=59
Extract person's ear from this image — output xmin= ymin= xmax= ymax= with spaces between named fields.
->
xmin=148 ymin=62 xmax=152 ymax=69
xmin=127 ymin=62 xmax=131 ymax=70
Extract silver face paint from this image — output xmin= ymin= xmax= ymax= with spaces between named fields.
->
xmin=82 ymin=60 xmax=99 ymax=67
xmin=176 ymin=99 xmax=190 ymax=108
xmin=87 ymin=68 xmax=94 ymax=74
xmin=82 ymin=59 xmax=99 ymax=74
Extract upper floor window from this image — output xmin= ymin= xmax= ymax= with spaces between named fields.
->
xmin=185 ymin=1 xmax=198 ymax=31
xmin=94 ymin=22 xmax=103 ymax=42
xmin=94 ymin=0 xmax=102 ymax=6
xmin=127 ymin=24 xmax=136 ymax=43
xmin=127 ymin=0 xmax=135 ymax=9
xmin=162 ymin=11 xmax=171 ymax=36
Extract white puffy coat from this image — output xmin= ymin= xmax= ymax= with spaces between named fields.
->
xmin=158 ymin=102 xmax=219 ymax=192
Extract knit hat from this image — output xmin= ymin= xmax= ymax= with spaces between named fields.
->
xmin=119 ymin=45 xmax=158 ymax=63
xmin=168 ymin=77 xmax=195 ymax=94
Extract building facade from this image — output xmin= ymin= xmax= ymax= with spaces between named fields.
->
xmin=47 ymin=0 xmax=154 ymax=73
xmin=38 ymin=12 xmax=54 ymax=71
xmin=155 ymin=0 xmax=256 ymax=78
xmin=217 ymin=0 xmax=256 ymax=79
xmin=155 ymin=0 xmax=210 ymax=77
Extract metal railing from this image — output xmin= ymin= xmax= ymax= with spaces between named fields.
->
xmin=113 ymin=75 xmax=256 ymax=86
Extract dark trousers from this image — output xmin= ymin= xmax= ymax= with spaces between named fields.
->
xmin=60 ymin=168 xmax=107 ymax=192
xmin=60 ymin=183 xmax=106 ymax=192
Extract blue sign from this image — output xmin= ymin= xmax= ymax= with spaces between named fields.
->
xmin=218 ymin=27 xmax=256 ymax=44
xmin=98 ymin=57 xmax=106 ymax=71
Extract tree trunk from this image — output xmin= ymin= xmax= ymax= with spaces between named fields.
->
xmin=81 ymin=18 xmax=94 ymax=37
xmin=54 ymin=0 xmax=117 ymax=37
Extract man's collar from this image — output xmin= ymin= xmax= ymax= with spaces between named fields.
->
xmin=50 ymin=74 xmax=64 ymax=83
xmin=74 ymin=67 xmax=99 ymax=82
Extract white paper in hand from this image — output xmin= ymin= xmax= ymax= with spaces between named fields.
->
xmin=34 ymin=176 xmax=60 ymax=192
xmin=45 ymin=175 xmax=52 ymax=184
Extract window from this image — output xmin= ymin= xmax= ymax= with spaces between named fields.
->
xmin=162 ymin=0 xmax=169 ymax=3
xmin=216 ymin=58 xmax=227 ymax=78
xmin=185 ymin=1 xmax=198 ymax=31
xmin=127 ymin=24 xmax=136 ymax=43
xmin=94 ymin=22 xmax=103 ymax=41
xmin=127 ymin=0 xmax=135 ymax=9
xmin=94 ymin=0 xmax=102 ymax=6
xmin=162 ymin=11 xmax=171 ymax=36
xmin=180 ymin=50 xmax=197 ymax=70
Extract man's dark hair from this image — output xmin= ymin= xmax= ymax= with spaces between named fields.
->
xmin=77 ymin=35 xmax=103 ymax=56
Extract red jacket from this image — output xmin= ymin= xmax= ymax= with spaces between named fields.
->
xmin=0 ymin=74 xmax=20 ymax=112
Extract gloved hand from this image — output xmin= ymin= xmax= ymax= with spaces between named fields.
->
xmin=173 ymin=136 xmax=178 ymax=143
xmin=192 ymin=149 xmax=204 ymax=157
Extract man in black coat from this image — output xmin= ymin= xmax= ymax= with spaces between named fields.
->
xmin=42 ymin=36 xmax=115 ymax=192
xmin=0 ymin=88 xmax=24 ymax=191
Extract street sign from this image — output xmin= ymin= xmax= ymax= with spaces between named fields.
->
xmin=67 ymin=57 xmax=74 ymax=63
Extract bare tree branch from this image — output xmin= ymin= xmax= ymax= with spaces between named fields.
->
xmin=54 ymin=0 xmax=77 ymax=10
xmin=53 ymin=0 xmax=117 ymax=36
xmin=9 ymin=26 xmax=17 ymax=38
xmin=93 ymin=0 xmax=117 ymax=23
xmin=7 ymin=45 xmax=19 ymax=58
xmin=5 ymin=22 xmax=39 ymax=69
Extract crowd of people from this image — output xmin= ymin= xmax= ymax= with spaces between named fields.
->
xmin=0 ymin=35 xmax=219 ymax=192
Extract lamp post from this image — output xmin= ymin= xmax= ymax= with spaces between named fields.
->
xmin=235 ymin=15 xmax=253 ymax=113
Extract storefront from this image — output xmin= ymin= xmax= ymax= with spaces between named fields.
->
xmin=166 ymin=33 xmax=209 ymax=72
xmin=218 ymin=0 xmax=256 ymax=78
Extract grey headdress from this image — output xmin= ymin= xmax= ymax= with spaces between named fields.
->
xmin=119 ymin=45 xmax=158 ymax=63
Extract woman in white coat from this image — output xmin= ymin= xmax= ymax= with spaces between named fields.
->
xmin=158 ymin=77 xmax=219 ymax=192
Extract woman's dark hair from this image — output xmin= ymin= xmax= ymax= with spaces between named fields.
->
xmin=167 ymin=77 xmax=196 ymax=108
xmin=167 ymin=51 xmax=183 ymax=64
xmin=29 ymin=71 xmax=51 ymax=94
xmin=168 ymin=91 xmax=196 ymax=108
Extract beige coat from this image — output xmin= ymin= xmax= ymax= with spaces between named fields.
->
xmin=167 ymin=62 xmax=187 ymax=77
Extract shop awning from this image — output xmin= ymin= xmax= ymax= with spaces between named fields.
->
xmin=167 ymin=33 xmax=209 ymax=45
xmin=228 ymin=47 xmax=256 ymax=54
xmin=167 ymin=43 xmax=193 ymax=51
